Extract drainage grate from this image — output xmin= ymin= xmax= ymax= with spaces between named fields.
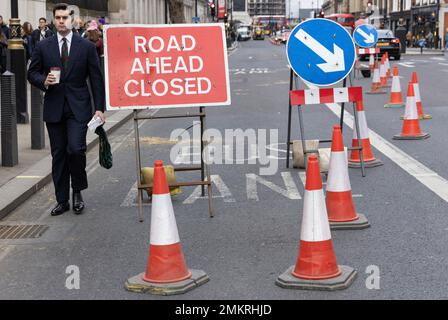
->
xmin=0 ymin=225 xmax=49 ymax=239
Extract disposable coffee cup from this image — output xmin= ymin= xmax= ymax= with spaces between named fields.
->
xmin=50 ymin=67 xmax=61 ymax=84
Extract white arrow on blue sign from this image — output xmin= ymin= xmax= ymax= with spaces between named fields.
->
xmin=353 ymin=24 xmax=378 ymax=48
xmin=286 ymin=18 xmax=356 ymax=87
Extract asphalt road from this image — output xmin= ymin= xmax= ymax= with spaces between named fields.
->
xmin=1 ymin=38 xmax=448 ymax=300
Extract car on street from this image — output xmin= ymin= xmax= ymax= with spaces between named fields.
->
xmin=237 ymin=26 xmax=251 ymax=41
xmin=359 ymin=28 xmax=401 ymax=61
xmin=273 ymin=29 xmax=291 ymax=44
xmin=253 ymin=26 xmax=265 ymax=40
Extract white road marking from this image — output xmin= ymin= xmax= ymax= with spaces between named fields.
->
xmin=183 ymin=175 xmax=236 ymax=204
xmin=432 ymin=57 xmax=446 ymax=61
xmin=438 ymin=63 xmax=448 ymax=66
xmin=397 ymin=63 xmax=415 ymax=68
xmin=246 ymin=172 xmax=301 ymax=201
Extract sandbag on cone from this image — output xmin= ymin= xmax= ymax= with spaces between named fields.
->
xmin=411 ymin=72 xmax=432 ymax=120
xmin=326 ymin=126 xmax=370 ymax=230
xmin=366 ymin=61 xmax=385 ymax=94
xmin=393 ymin=82 xmax=430 ymax=140
xmin=349 ymin=101 xmax=383 ymax=168
xmin=276 ymin=155 xmax=357 ymax=290
xmin=125 ymin=160 xmax=209 ymax=295
xmin=384 ymin=65 xmax=404 ymax=108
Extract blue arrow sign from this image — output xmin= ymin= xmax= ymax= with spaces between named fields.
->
xmin=286 ymin=18 xmax=356 ymax=87
xmin=353 ymin=24 xmax=378 ymax=48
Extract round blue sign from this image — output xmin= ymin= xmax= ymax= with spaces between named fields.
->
xmin=286 ymin=18 xmax=356 ymax=87
xmin=353 ymin=24 xmax=378 ymax=48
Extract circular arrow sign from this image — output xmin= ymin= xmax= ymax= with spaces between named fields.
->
xmin=286 ymin=18 xmax=356 ymax=87
xmin=353 ymin=24 xmax=378 ymax=48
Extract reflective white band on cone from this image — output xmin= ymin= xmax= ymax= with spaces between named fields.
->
xmin=327 ymin=151 xmax=351 ymax=192
xmin=352 ymin=111 xmax=370 ymax=140
xmin=301 ymin=189 xmax=332 ymax=242
xmin=150 ymin=194 xmax=181 ymax=245
xmin=404 ymin=96 xmax=418 ymax=120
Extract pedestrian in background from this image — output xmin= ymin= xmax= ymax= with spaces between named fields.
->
xmin=27 ymin=2 xmax=105 ymax=217
xmin=0 ymin=28 xmax=8 ymax=73
xmin=406 ymin=30 xmax=412 ymax=48
xmin=31 ymin=17 xmax=54 ymax=52
xmin=22 ymin=21 xmax=33 ymax=61
xmin=444 ymin=28 xmax=448 ymax=51
xmin=0 ymin=15 xmax=10 ymax=39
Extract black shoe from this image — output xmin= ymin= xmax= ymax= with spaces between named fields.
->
xmin=51 ymin=202 xmax=70 ymax=216
xmin=72 ymin=191 xmax=85 ymax=214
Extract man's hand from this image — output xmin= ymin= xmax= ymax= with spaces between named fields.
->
xmin=95 ymin=111 xmax=106 ymax=123
xmin=44 ymin=73 xmax=56 ymax=86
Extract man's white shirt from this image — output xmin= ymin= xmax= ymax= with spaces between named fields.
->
xmin=57 ymin=31 xmax=73 ymax=56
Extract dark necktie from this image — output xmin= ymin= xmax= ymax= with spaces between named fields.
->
xmin=61 ymin=38 xmax=69 ymax=71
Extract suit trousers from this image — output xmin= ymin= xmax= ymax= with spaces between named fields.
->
xmin=46 ymin=100 xmax=88 ymax=203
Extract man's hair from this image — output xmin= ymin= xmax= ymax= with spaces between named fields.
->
xmin=39 ymin=17 xmax=47 ymax=23
xmin=53 ymin=3 xmax=74 ymax=17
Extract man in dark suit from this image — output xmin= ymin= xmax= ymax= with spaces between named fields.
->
xmin=28 ymin=3 xmax=105 ymax=216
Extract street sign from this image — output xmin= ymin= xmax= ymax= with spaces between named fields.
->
xmin=353 ymin=24 xmax=378 ymax=48
xmin=103 ymin=24 xmax=231 ymax=110
xmin=286 ymin=18 xmax=356 ymax=87
xmin=192 ymin=16 xmax=200 ymax=23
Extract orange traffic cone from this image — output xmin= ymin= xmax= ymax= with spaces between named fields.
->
xmin=385 ymin=52 xmax=391 ymax=78
xmin=276 ymin=154 xmax=356 ymax=290
xmin=326 ymin=125 xmax=369 ymax=230
xmin=349 ymin=100 xmax=383 ymax=168
xmin=379 ymin=56 xmax=390 ymax=88
xmin=125 ymin=160 xmax=209 ymax=295
xmin=368 ymin=54 xmax=375 ymax=71
xmin=384 ymin=65 xmax=404 ymax=108
xmin=393 ymin=82 xmax=430 ymax=140
xmin=366 ymin=61 xmax=385 ymax=94
xmin=411 ymin=72 xmax=432 ymax=120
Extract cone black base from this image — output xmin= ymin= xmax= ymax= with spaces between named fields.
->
xmin=330 ymin=214 xmax=370 ymax=230
xmin=348 ymin=159 xmax=383 ymax=168
xmin=125 ymin=269 xmax=209 ymax=295
xmin=276 ymin=265 xmax=357 ymax=291
xmin=393 ymin=133 xmax=430 ymax=140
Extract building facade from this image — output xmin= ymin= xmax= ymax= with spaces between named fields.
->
xmin=247 ymin=0 xmax=286 ymax=16
xmin=322 ymin=0 xmax=350 ymax=15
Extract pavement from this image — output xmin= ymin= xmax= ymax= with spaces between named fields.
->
xmin=0 ymin=93 xmax=133 ymax=219
xmin=403 ymin=47 xmax=445 ymax=55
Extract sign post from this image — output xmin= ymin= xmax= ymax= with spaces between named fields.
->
xmin=285 ymin=18 xmax=365 ymax=176
xmin=104 ymin=24 xmax=231 ymax=220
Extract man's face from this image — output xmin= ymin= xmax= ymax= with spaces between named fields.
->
xmin=39 ymin=19 xmax=46 ymax=29
xmin=54 ymin=9 xmax=72 ymax=34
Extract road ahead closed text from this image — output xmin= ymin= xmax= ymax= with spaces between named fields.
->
xmin=104 ymin=24 xmax=231 ymax=109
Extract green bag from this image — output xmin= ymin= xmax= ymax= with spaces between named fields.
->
xmin=95 ymin=126 xmax=113 ymax=169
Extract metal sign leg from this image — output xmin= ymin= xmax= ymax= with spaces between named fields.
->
xmin=134 ymin=110 xmax=145 ymax=222
xmin=286 ymin=68 xmax=294 ymax=169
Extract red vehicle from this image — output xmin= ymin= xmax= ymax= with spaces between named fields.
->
xmin=325 ymin=13 xmax=355 ymax=33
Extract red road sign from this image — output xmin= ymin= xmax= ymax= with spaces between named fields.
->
xmin=104 ymin=24 xmax=231 ymax=110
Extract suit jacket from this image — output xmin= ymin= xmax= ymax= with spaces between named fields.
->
xmin=27 ymin=33 xmax=105 ymax=123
